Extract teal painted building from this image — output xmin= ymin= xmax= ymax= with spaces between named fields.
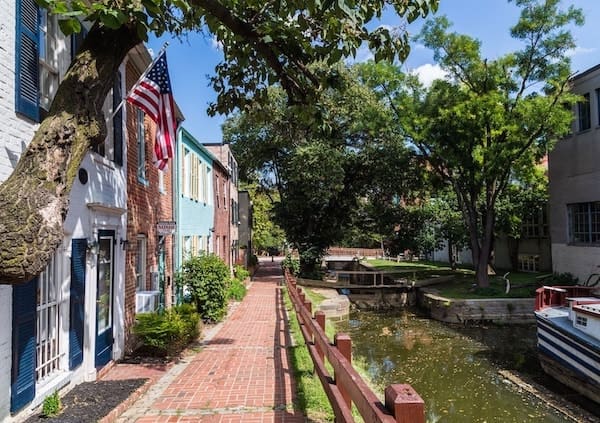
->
xmin=175 ymin=127 xmax=216 ymax=269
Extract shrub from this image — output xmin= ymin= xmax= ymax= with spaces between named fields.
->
xmin=234 ymin=264 xmax=250 ymax=282
xmin=249 ymin=254 xmax=259 ymax=267
xmin=42 ymin=390 xmax=62 ymax=418
xmin=227 ymin=277 xmax=247 ymax=301
xmin=540 ymin=272 xmax=579 ymax=286
xmin=281 ymin=253 xmax=300 ymax=276
xmin=177 ymin=254 xmax=230 ymax=322
xmin=133 ymin=306 xmax=200 ymax=356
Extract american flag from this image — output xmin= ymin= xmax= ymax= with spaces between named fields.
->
xmin=127 ymin=51 xmax=177 ymax=170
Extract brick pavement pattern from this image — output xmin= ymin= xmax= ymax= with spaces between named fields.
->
xmin=116 ymin=259 xmax=305 ymax=422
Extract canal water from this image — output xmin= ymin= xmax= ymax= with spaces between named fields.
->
xmin=337 ymin=309 xmax=569 ymax=423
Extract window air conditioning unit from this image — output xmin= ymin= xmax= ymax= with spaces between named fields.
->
xmin=136 ymin=291 xmax=160 ymax=313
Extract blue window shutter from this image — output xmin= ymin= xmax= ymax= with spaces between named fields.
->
xmin=15 ymin=0 xmax=39 ymax=122
xmin=69 ymin=238 xmax=86 ymax=369
xmin=11 ymin=278 xmax=37 ymax=413
xmin=113 ymin=72 xmax=123 ymax=166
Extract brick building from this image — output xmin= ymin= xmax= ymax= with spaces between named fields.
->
xmin=123 ymin=46 xmax=181 ymax=352
xmin=212 ymin=158 xmax=231 ymax=265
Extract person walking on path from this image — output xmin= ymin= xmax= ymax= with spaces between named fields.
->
xmin=114 ymin=258 xmax=306 ymax=422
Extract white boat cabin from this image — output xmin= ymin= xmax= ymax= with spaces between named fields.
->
xmin=567 ymin=297 xmax=600 ymax=340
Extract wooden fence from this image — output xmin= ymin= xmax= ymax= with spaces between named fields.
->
xmin=284 ymin=270 xmax=424 ymax=423
xmin=326 ymin=247 xmax=383 ymax=257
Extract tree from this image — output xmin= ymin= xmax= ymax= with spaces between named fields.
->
xmin=240 ymin=184 xmax=285 ymax=255
xmin=495 ymin=165 xmax=548 ymax=270
xmin=0 ymin=0 xmax=438 ymax=283
xmin=382 ymin=0 xmax=581 ymax=287
xmin=225 ymin=65 xmax=398 ymax=276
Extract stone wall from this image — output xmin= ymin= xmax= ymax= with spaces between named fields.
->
xmin=418 ymin=290 xmax=535 ymax=324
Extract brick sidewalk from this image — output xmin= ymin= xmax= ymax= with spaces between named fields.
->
xmin=110 ymin=259 xmax=305 ymax=422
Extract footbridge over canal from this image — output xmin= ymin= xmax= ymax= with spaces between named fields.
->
xmin=299 ymin=263 xmax=454 ymax=309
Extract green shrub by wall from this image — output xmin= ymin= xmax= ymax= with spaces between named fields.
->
xmin=133 ymin=304 xmax=200 ymax=356
xmin=177 ymin=254 xmax=230 ymax=322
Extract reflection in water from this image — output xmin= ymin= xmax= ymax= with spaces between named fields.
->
xmin=338 ymin=310 xmax=568 ymax=423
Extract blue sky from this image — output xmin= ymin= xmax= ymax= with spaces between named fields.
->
xmin=148 ymin=1 xmax=599 ymax=144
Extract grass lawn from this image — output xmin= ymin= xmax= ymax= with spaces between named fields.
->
xmin=365 ymin=258 xmax=543 ymax=298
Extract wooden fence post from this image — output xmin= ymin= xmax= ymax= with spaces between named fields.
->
xmin=384 ymin=384 xmax=425 ymax=423
xmin=334 ymin=333 xmax=352 ymax=410
xmin=315 ymin=311 xmax=326 ymax=361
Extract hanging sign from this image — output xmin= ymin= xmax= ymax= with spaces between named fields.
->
xmin=157 ymin=221 xmax=177 ymax=235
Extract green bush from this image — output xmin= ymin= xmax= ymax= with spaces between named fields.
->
xmin=227 ymin=277 xmax=247 ymax=301
xmin=281 ymin=253 xmax=300 ymax=276
xmin=540 ymin=272 xmax=579 ymax=286
xmin=133 ymin=306 xmax=200 ymax=356
xmin=249 ymin=254 xmax=259 ymax=267
xmin=177 ymin=254 xmax=230 ymax=322
xmin=234 ymin=264 xmax=250 ymax=282
xmin=42 ymin=390 xmax=62 ymax=418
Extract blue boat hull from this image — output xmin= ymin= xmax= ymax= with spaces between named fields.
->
xmin=535 ymin=312 xmax=600 ymax=404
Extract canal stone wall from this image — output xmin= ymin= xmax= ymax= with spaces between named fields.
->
xmin=418 ymin=289 xmax=536 ymax=324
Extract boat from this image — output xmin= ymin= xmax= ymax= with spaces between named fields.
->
xmin=534 ymin=285 xmax=600 ymax=403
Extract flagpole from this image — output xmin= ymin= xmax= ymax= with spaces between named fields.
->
xmin=110 ymin=42 xmax=170 ymax=119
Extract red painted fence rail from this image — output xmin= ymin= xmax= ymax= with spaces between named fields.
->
xmin=284 ymin=270 xmax=424 ymax=423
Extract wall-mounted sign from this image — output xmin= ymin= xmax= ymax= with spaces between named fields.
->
xmin=157 ymin=221 xmax=177 ymax=235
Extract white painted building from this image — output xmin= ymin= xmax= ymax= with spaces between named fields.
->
xmin=548 ymin=64 xmax=600 ymax=283
xmin=0 ymin=1 xmax=129 ymax=419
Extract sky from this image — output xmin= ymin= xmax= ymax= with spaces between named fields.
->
xmin=147 ymin=1 xmax=600 ymax=144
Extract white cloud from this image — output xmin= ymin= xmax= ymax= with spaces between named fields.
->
xmin=410 ymin=63 xmax=448 ymax=87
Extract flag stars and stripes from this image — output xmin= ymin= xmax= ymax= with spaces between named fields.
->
xmin=127 ymin=52 xmax=177 ymax=171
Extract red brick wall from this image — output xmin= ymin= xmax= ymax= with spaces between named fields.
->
xmin=213 ymin=162 xmax=230 ymax=266
xmin=123 ymin=60 xmax=174 ymax=352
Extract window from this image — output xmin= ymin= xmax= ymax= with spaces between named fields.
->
xmin=136 ymin=235 xmax=147 ymax=291
xmin=578 ymin=93 xmax=591 ymax=132
xmin=596 ymin=88 xmax=600 ymax=127
xmin=576 ymin=315 xmax=587 ymax=327
xmin=92 ymin=72 xmax=123 ymax=165
xmin=182 ymin=236 xmax=192 ymax=259
xmin=522 ymin=209 xmax=548 ymax=238
xmin=568 ymin=202 xmax=600 ymax=244
xmin=190 ymin=155 xmax=199 ymax=201
xmin=137 ymin=109 xmax=147 ymax=183
xmin=39 ymin=10 xmax=59 ymax=111
xmin=216 ymin=175 xmax=220 ymax=208
xmin=518 ymin=254 xmax=540 ymax=272
xmin=36 ymin=252 xmax=62 ymax=382
xmin=182 ymin=148 xmax=190 ymax=197
xmin=158 ymin=169 xmax=165 ymax=193
xmin=202 ymin=162 xmax=208 ymax=204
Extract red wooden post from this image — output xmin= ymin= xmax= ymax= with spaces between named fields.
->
xmin=334 ymin=333 xmax=352 ymax=409
xmin=305 ymin=301 xmax=312 ymax=314
xmin=315 ymin=311 xmax=326 ymax=360
xmin=384 ymin=384 xmax=425 ymax=423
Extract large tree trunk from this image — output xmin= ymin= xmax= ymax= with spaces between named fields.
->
xmin=0 ymin=24 xmax=140 ymax=284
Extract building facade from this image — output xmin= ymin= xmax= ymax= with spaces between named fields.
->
xmin=175 ymin=128 xmax=215 ymax=269
xmin=124 ymin=46 xmax=178 ymax=352
xmin=205 ymin=143 xmax=240 ymax=267
xmin=238 ymin=190 xmax=253 ymax=267
xmin=548 ymin=64 xmax=600 ymax=282
xmin=212 ymin=158 xmax=231 ymax=266
xmin=1 ymin=2 xmax=130 ymax=418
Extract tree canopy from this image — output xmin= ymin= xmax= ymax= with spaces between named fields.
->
xmin=226 ymin=65 xmax=404 ymax=276
xmin=0 ymin=0 xmax=437 ymax=283
xmin=395 ymin=0 xmax=581 ymax=286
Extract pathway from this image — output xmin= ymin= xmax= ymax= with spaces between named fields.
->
xmin=106 ymin=258 xmax=305 ymax=422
